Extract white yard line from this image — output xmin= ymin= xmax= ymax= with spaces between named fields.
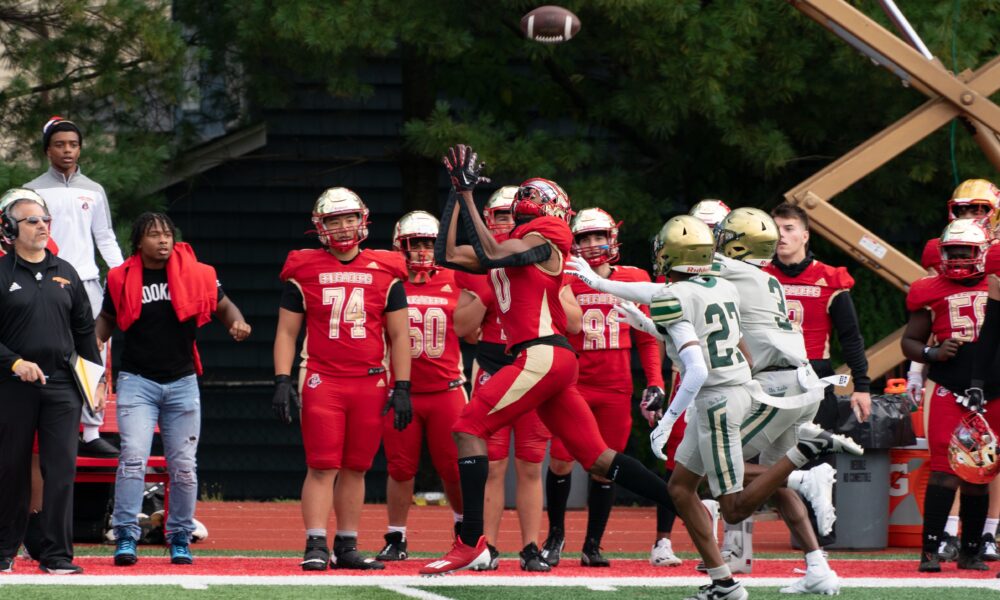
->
xmin=381 ymin=585 xmax=454 ymax=600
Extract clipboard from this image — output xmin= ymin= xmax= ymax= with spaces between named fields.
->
xmin=70 ymin=352 xmax=105 ymax=417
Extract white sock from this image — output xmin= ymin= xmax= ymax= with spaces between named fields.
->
xmin=984 ymin=518 xmax=999 ymax=538
xmin=388 ymin=525 xmax=406 ymax=541
xmin=786 ymin=471 xmax=805 ymax=492
xmin=81 ymin=425 xmax=100 ymax=443
xmin=805 ymin=549 xmax=829 ymax=572
xmin=706 ymin=564 xmax=732 ymax=581
xmin=306 ymin=528 xmax=327 ymax=539
xmin=944 ymin=516 xmax=959 ymax=537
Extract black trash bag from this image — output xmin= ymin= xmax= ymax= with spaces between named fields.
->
xmin=835 ymin=393 xmax=917 ymax=449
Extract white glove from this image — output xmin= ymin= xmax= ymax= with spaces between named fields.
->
xmin=650 ymin=416 xmax=674 ymax=460
xmin=614 ymin=301 xmax=665 ymax=340
xmin=906 ymin=369 xmax=923 ymax=409
xmin=565 ymin=256 xmax=606 ymax=291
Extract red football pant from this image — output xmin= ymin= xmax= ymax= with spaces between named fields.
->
xmin=453 ymin=344 xmax=607 ymax=470
xmin=383 ymin=387 xmax=466 ymax=482
xmin=300 ymin=370 xmax=386 ymax=471
xmin=550 ymin=385 xmax=630 ymax=462
xmin=925 ymin=383 xmax=1000 ymax=474
xmin=473 ymin=362 xmax=551 ymax=463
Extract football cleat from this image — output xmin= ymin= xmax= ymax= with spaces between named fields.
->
xmin=650 ymin=537 xmax=683 ymax=567
xmin=981 ymin=533 xmax=999 ymax=561
xmin=957 ymin=552 xmax=989 ymax=571
xmin=540 ymin=527 xmax=565 ymax=567
xmin=794 ymin=463 xmax=838 ymax=538
xmin=795 ymin=423 xmax=864 ymax=461
xmin=0 ymin=557 xmax=12 ymax=573
xmin=580 ymin=537 xmax=610 ymax=567
xmin=715 ymin=207 xmax=779 ymax=267
xmin=519 ymin=542 xmax=551 ymax=572
xmin=332 ymin=536 xmax=384 ymax=570
xmin=301 ymin=535 xmax=329 ymax=572
xmin=420 ymin=535 xmax=491 ymax=575
xmin=651 ymin=215 xmax=716 ymax=277
xmin=684 ymin=579 xmax=748 ymax=600
xmin=937 ymin=534 xmax=960 ymax=562
xmin=918 ymin=550 xmax=942 ymax=573
xmin=780 ymin=568 xmax=841 ymax=595
xmin=470 ymin=543 xmax=499 ymax=571
xmin=375 ymin=531 xmax=408 ymax=561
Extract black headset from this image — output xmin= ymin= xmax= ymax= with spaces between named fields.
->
xmin=0 ymin=189 xmax=49 ymax=244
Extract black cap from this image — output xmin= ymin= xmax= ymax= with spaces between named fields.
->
xmin=42 ymin=116 xmax=83 ymax=150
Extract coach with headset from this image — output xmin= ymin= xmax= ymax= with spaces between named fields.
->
xmin=0 ymin=188 xmax=103 ymax=575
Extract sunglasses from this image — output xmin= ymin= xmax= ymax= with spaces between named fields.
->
xmin=16 ymin=215 xmax=52 ymax=225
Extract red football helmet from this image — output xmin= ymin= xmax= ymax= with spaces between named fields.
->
xmin=484 ymin=186 xmax=517 ymax=238
xmin=393 ymin=210 xmax=439 ymax=276
xmin=948 ymin=411 xmax=999 ymax=484
xmin=570 ymin=207 xmax=621 ymax=266
xmin=512 ymin=178 xmax=573 ymax=222
xmin=939 ymin=218 xmax=990 ymax=280
xmin=312 ymin=187 xmax=369 ymax=251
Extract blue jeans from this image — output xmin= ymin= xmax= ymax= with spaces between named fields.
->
xmin=111 ymin=372 xmax=200 ymax=543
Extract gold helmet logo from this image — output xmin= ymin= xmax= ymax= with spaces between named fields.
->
xmin=651 ymin=215 xmax=715 ymax=277
xmin=715 ymin=207 xmax=779 ymax=267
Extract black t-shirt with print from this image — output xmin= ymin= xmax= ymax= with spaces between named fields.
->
xmin=102 ymin=267 xmax=224 ymax=383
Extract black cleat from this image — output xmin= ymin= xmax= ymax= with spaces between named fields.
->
xmin=957 ymin=552 xmax=989 ymax=571
xmin=519 ymin=542 xmax=551 ymax=572
xmin=0 ymin=557 xmax=12 ymax=573
xmin=332 ymin=535 xmax=384 ymax=570
xmin=375 ymin=531 xmax=408 ymax=561
xmin=39 ymin=560 xmax=83 ymax=575
xmin=581 ymin=537 xmax=610 ymax=567
xmin=301 ymin=535 xmax=329 ymax=571
xmin=937 ymin=534 xmax=959 ymax=562
xmin=540 ymin=527 xmax=565 ymax=567
xmin=918 ymin=551 xmax=941 ymax=573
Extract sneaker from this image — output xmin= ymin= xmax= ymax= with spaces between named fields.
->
xmin=114 ymin=536 xmax=138 ymax=566
xmin=540 ymin=527 xmax=565 ymax=567
xmin=918 ymin=550 xmax=941 ymax=573
xmin=650 ymin=538 xmax=683 ymax=567
xmin=957 ymin=552 xmax=989 ymax=571
xmin=980 ymin=533 xmax=999 ymax=562
xmin=78 ymin=436 xmax=120 ymax=458
xmin=519 ymin=542 xmax=551 ymax=572
xmin=420 ymin=535 xmax=491 ymax=575
xmin=39 ymin=560 xmax=84 ymax=575
xmin=937 ymin=534 xmax=959 ymax=562
xmin=780 ymin=568 xmax=840 ymax=595
xmin=471 ymin=543 xmax=499 ymax=571
xmin=684 ymin=579 xmax=748 ymax=600
xmin=581 ymin=537 xmax=610 ymax=567
xmin=375 ymin=531 xmax=408 ymax=561
xmin=0 ymin=557 xmax=12 ymax=573
xmin=169 ymin=536 xmax=193 ymax=565
xmin=796 ymin=424 xmax=864 ymax=461
xmin=332 ymin=536 xmax=384 ymax=570
xmin=795 ymin=464 xmax=837 ymax=537
xmin=301 ymin=535 xmax=330 ymax=571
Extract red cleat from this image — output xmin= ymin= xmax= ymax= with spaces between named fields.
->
xmin=419 ymin=535 xmax=492 ymax=575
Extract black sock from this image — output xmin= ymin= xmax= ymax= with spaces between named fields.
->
xmin=546 ymin=468 xmax=571 ymax=533
xmin=922 ymin=483 xmax=957 ymax=553
xmin=585 ymin=480 xmax=615 ymax=542
xmin=656 ymin=470 xmax=678 ymax=533
xmin=606 ymin=452 xmax=673 ymax=509
xmin=458 ymin=455 xmax=489 ymax=546
xmin=959 ymin=490 xmax=989 ymax=556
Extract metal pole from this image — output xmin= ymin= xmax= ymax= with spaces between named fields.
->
xmin=877 ymin=0 xmax=934 ymax=60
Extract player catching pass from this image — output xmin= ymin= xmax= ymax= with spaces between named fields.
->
xmin=273 ymin=188 xmax=412 ymax=571
xmin=421 ymin=144 xmax=678 ymax=576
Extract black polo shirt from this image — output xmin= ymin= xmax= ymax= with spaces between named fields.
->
xmin=0 ymin=250 xmax=101 ymax=382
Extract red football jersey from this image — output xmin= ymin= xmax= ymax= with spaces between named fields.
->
xmin=404 ymin=269 xmax=464 ymax=393
xmin=454 ymin=271 xmax=506 ymax=345
xmin=906 ymin=275 xmax=989 ymax=342
xmin=570 ymin=265 xmax=664 ymax=392
xmin=763 ymin=260 xmax=855 ymax=360
xmin=280 ymin=248 xmax=407 ymax=377
xmin=922 ymin=237 xmax=1000 ymax=274
xmin=494 ymin=216 xmax=573 ymax=350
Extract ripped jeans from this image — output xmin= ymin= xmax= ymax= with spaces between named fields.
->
xmin=111 ymin=372 xmax=200 ymax=543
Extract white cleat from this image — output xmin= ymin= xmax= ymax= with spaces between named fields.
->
xmin=780 ymin=568 xmax=841 ymax=595
xmin=798 ymin=463 xmax=837 ymax=537
xmin=650 ymin=538 xmax=683 ymax=567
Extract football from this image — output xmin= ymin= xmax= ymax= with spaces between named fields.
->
xmin=520 ymin=5 xmax=581 ymax=44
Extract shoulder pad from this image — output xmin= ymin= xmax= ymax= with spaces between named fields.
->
xmin=905 ymin=276 xmax=938 ymax=312
xmin=280 ymin=249 xmax=322 ymax=281
xmin=649 ymin=287 xmax=682 ymax=325
xmin=360 ymin=249 xmax=408 ymax=279
xmin=515 ymin=217 xmax=573 ymax=254
xmin=921 ymin=238 xmax=941 ymax=270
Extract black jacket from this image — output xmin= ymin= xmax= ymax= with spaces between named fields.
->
xmin=0 ymin=250 xmax=101 ymax=381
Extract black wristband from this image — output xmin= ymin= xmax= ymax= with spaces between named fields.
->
xmin=922 ymin=346 xmax=934 ymax=361
xmin=394 ymin=380 xmax=411 ymax=390
xmin=275 ymin=374 xmax=292 ymax=384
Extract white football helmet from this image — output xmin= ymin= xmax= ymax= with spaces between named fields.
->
xmin=939 ymin=218 xmax=990 ymax=280
xmin=689 ymin=199 xmax=732 ymax=229
xmin=571 ymin=207 xmax=621 ymax=266
xmin=312 ymin=187 xmax=369 ymax=251
xmin=393 ymin=210 xmax=440 ymax=274
xmin=484 ymin=186 xmax=517 ymax=237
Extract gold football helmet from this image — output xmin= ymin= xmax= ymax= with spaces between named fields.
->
xmin=939 ymin=218 xmax=990 ymax=280
xmin=715 ymin=207 xmax=779 ymax=267
xmin=393 ymin=210 xmax=439 ymax=274
xmin=312 ymin=187 xmax=369 ymax=251
xmin=651 ymin=215 xmax=715 ymax=277
xmin=484 ymin=186 xmax=518 ymax=237
xmin=571 ymin=207 xmax=621 ymax=266
xmin=948 ymin=178 xmax=1000 ymax=229
xmin=689 ymin=199 xmax=731 ymax=229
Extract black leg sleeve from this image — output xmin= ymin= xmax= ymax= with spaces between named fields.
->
xmin=457 ymin=455 xmax=489 ymax=546
xmin=545 ymin=469 xmax=571 ymax=533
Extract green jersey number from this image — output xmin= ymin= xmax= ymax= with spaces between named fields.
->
xmin=767 ymin=278 xmax=794 ymax=331
xmin=704 ymin=301 xmax=745 ymax=368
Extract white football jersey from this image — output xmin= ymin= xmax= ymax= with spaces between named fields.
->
xmin=649 ymin=275 xmax=751 ymax=388
xmin=713 ymin=254 xmax=809 ymax=373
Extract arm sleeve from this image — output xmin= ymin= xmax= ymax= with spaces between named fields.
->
xmin=457 ymin=198 xmax=553 ymax=268
xmin=92 ymin=187 xmax=124 ymax=268
xmin=634 ymin=303 xmax=665 ymax=388
xmin=595 ymin=279 xmax=664 ymax=305
xmin=971 ymin=297 xmax=1000 ymax=387
xmin=385 ymin=280 xmax=408 ymax=312
xmin=433 ymin=189 xmax=480 ymax=274
xmin=829 ymin=291 xmax=870 ymax=393
xmin=660 ymin=321 xmax=706 ymax=426
xmin=71 ymin=277 xmax=102 ymax=364
xmin=280 ymin=281 xmax=305 ymax=313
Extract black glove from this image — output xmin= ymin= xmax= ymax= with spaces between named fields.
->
xmin=273 ymin=374 xmax=300 ymax=425
xmin=642 ymin=385 xmax=667 ymax=415
xmin=383 ymin=380 xmax=413 ymax=431
xmin=960 ymin=386 xmax=986 ymax=413
xmin=442 ymin=144 xmax=489 ymax=191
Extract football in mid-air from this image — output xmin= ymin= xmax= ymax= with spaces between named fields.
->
xmin=520 ymin=5 xmax=581 ymax=44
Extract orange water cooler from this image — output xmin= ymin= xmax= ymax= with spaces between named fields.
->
xmin=888 ymin=438 xmax=931 ymax=547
